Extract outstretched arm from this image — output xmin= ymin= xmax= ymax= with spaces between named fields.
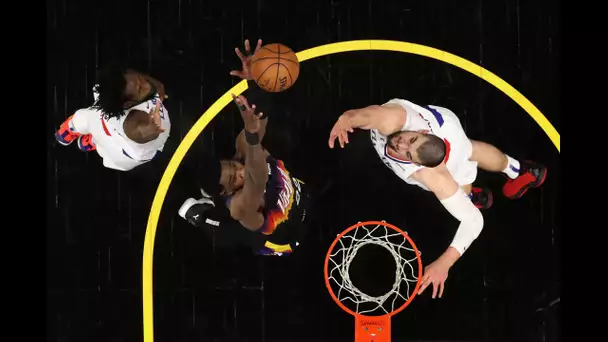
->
xmin=328 ymin=103 xmax=407 ymax=148
xmin=411 ymin=166 xmax=484 ymax=298
xmin=234 ymin=81 xmax=270 ymax=159
xmin=233 ymin=139 xmax=268 ymax=231
xmin=229 ymin=95 xmax=269 ymax=231
xmin=228 ymin=39 xmax=272 ymax=160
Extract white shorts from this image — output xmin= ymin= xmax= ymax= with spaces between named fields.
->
xmin=70 ymin=108 xmax=151 ymax=171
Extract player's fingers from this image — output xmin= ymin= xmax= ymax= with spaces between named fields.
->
xmin=255 ymin=39 xmax=263 ymax=53
xmin=235 ymin=47 xmax=246 ymax=60
xmin=230 ymin=70 xmax=244 ymax=77
xmin=235 ymin=95 xmax=249 ymax=110
xmin=438 ymin=281 xmax=445 ymax=298
xmin=343 ymin=131 xmax=349 ymax=144
xmin=239 ymin=95 xmax=250 ymax=108
xmin=328 ymin=132 xmax=337 ymax=148
xmin=418 ymin=281 xmax=429 ymax=295
xmin=418 ymin=274 xmax=431 ymax=294
xmin=338 ymin=132 xmax=346 ymax=146
xmin=431 ymin=281 xmax=438 ymax=299
xmin=149 ymin=109 xmax=158 ymax=120
xmin=233 ymin=95 xmax=248 ymax=111
xmin=244 ymin=39 xmax=251 ymax=54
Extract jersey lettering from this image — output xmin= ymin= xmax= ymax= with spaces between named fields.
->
xmin=276 ymin=166 xmax=294 ymax=215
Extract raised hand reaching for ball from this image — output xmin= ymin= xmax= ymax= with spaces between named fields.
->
xmin=230 ymin=39 xmax=263 ymax=81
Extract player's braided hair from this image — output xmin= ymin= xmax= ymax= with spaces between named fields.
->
xmin=92 ymin=64 xmax=128 ymax=120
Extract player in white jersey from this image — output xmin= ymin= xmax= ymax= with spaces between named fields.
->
xmin=328 ymin=98 xmax=547 ymax=299
xmin=54 ymin=66 xmax=171 ymax=171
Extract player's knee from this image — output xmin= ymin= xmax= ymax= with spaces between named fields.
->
xmin=469 ymin=140 xmax=506 ymax=165
xmin=469 ymin=139 xmax=483 ymax=160
xmin=71 ymin=108 xmax=96 ymax=133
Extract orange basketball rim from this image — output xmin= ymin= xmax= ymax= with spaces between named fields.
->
xmin=324 ymin=220 xmax=423 ymax=342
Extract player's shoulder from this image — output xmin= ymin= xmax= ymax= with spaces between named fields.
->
xmin=410 ymin=163 xmax=450 ymax=181
xmin=382 ymin=98 xmax=422 ymax=111
xmin=368 ymin=100 xmax=407 ymax=136
xmin=124 ymin=109 xmax=149 ymax=126
xmin=381 ymin=98 xmax=407 ymax=107
xmin=379 ymin=99 xmax=407 ymax=118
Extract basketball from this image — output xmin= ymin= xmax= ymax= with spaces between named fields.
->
xmin=250 ymin=43 xmax=300 ymax=92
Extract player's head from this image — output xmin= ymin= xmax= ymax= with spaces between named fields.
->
xmin=200 ymin=157 xmax=246 ymax=199
xmin=386 ymin=130 xmax=446 ymax=167
xmin=219 ymin=159 xmax=246 ymax=195
xmin=93 ymin=65 xmax=154 ymax=119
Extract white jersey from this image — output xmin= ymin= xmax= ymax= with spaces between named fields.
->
xmin=370 ymin=98 xmax=478 ymax=191
xmin=93 ymin=88 xmax=171 ymax=162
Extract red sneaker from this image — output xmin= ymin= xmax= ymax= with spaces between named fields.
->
xmin=502 ymin=161 xmax=547 ymax=199
xmin=470 ymin=187 xmax=493 ymax=209
xmin=54 ymin=115 xmax=81 ymax=146
xmin=77 ymin=134 xmax=96 ymax=152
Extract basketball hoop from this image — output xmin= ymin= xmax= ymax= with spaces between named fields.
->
xmin=324 ymin=221 xmax=423 ymax=342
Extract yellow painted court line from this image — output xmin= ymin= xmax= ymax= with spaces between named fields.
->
xmin=142 ymin=40 xmax=560 ymax=342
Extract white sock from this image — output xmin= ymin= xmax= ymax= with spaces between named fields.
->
xmin=502 ymin=155 xmax=521 ymax=179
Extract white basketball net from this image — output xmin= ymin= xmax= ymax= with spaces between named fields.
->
xmin=327 ymin=221 xmax=421 ymax=316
